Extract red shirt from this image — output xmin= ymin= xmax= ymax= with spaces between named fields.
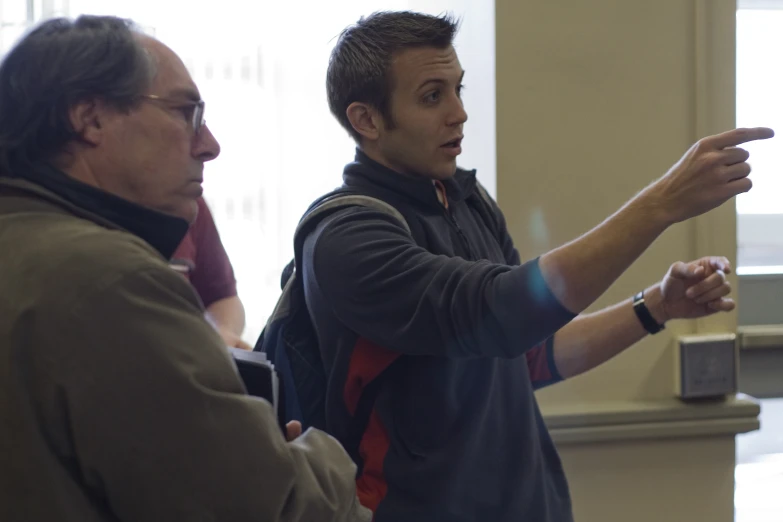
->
xmin=170 ymin=197 xmax=237 ymax=308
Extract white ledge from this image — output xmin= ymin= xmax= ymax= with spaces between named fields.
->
xmin=542 ymin=394 xmax=760 ymax=445
xmin=739 ymin=325 xmax=783 ymax=351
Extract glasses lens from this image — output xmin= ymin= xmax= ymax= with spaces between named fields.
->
xmin=194 ymin=102 xmax=205 ymax=135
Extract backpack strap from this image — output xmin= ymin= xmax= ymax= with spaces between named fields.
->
xmin=261 ymin=192 xmax=412 ymax=332
xmin=298 ymin=192 xmax=412 ymax=237
xmin=474 ymin=180 xmax=494 ymax=210
xmin=264 ymin=184 xmax=491 ymax=335
xmin=260 ymin=190 xmax=409 ymax=472
xmin=297 ymin=192 xmax=411 ymax=474
xmin=274 ymin=190 xmax=412 ymax=325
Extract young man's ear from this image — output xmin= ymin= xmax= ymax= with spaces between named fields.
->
xmin=346 ymin=102 xmax=383 ymax=142
xmin=68 ymin=100 xmax=106 ymax=147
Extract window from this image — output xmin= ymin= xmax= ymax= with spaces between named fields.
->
xmin=0 ymin=0 xmax=496 ymax=343
xmin=735 ymin=8 xmax=783 ymax=518
xmin=736 ymin=0 xmax=783 ymax=274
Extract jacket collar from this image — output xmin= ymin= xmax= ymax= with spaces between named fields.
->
xmin=343 ymin=148 xmax=478 ymax=208
xmin=0 ymin=164 xmax=189 ymax=259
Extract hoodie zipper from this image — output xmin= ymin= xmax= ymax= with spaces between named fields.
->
xmin=446 ymin=208 xmax=475 ymax=258
xmin=434 ymin=182 xmax=476 ymax=259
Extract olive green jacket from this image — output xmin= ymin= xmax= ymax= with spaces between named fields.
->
xmin=0 ymin=172 xmax=370 ymax=522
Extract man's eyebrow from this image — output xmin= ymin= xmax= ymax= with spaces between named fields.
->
xmin=417 ymin=78 xmax=447 ymax=91
xmin=416 ymin=70 xmax=466 ymax=91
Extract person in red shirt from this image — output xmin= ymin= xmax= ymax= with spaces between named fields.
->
xmin=171 ymin=197 xmax=250 ymax=349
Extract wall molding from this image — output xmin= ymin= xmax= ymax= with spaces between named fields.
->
xmin=692 ymin=0 xmax=741 ymax=334
xmin=544 ymin=394 xmax=760 ymax=445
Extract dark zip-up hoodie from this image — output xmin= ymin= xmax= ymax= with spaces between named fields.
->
xmin=302 ymin=150 xmax=577 ymax=522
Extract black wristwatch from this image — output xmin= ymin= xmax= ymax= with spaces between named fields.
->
xmin=633 ymin=291 xmax=665 ymax=335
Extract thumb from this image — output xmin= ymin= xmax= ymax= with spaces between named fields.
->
xmin=286 ymin=421 xmax=303 ymax=441
xmin=669 ymin=261 xmax=703 ymax=280
xmin=235 ymin=338 xmax=253 ymax=351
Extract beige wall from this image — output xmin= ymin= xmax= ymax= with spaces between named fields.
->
xmin=496 ymin=1 xmax=743 ymax=521
xmin=561 ymin=436 xmax=737 ymax=522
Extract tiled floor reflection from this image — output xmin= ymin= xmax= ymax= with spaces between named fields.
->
xmin=735 ymin=399 xmax=783 ymax=522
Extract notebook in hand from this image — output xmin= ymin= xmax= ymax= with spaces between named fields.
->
xmin=228 ymin=347 xmax=286 ymax=433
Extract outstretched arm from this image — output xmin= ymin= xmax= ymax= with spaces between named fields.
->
xmin=552 ymin=257 xmax=733 ymax=379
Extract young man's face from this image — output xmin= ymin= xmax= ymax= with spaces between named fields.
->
xmin=373 ymin=45 xmax=467 ymax=180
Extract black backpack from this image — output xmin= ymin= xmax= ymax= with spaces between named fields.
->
xmin=254 ymin=182 xmax=497 ymax=470
xmin=253 ymin=188 xmax=412 ymax=468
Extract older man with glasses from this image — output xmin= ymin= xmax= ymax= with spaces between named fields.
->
xmin=0 ymin=14 xmax=369 ymax=522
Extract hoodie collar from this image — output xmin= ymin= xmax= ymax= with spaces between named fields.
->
xmin=0 ymin=163 xmax=189 ymax=259
xmin=343 ymin=149 xmax=478 ymax=208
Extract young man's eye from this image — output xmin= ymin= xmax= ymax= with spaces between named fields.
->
xmin=424 ymin=90 xmax=441 ymax=104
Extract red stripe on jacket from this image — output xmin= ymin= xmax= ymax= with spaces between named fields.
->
xmin=343 ymin=337 xmax=401 ymax=513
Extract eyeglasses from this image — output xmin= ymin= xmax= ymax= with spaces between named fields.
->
xmin=139 ymin=94 xmax=206 ymax=136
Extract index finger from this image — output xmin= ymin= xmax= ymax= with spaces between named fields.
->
xmin=670 ymin=261 xmax=703 ymax=280
xmin=706 ymin=127 xmax=774 ymax=150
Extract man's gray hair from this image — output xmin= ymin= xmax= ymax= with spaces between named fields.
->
xmin=0 ymin=15 xmax=155 ymax=175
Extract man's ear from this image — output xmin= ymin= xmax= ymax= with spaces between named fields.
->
xmin=346 ymin=102 xmax=384 ymax=142
xmin=68 ymin=100 xmax=106 ymax=147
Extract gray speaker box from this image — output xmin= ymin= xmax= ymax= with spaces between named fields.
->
xmin=676 ymin=333 xmax=738 ymax=400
